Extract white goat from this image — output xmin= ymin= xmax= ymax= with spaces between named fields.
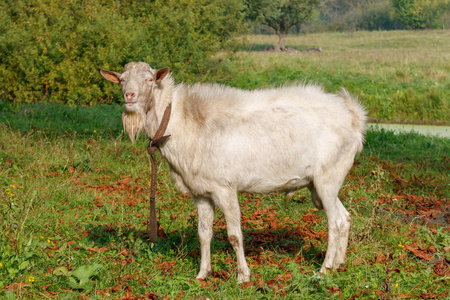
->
xmin=101 ymin=62 xmax=367 ymax=283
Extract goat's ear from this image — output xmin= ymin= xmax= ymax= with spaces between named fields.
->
xmin=100 ymin=69 xmax=121 ymax=84
xmin=155 ymin=67 xmax=170 ymax=84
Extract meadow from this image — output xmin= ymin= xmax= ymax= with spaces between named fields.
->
xmin=1 ymin=30 xmax=450 ymax=299
xmin=215 ymin=30 xmax=450 ymax=125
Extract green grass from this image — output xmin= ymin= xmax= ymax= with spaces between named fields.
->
xmin=1 ymin=98 xmax=449 ymax=299
xmin=0 ymin=101 xmax=123 ymax=137
xmin=213 ymin=30 xmax=450 ymax=125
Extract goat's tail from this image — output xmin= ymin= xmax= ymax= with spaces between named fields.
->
xmin=339 ymin=88 xmax=367 ymax=153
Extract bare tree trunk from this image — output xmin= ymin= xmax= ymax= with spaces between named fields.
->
xmin=275 ymin=31 xmax=287 ymax=51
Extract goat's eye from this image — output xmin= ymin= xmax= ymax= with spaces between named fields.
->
xmin=145 ymin=78 xmax=153 ymax=83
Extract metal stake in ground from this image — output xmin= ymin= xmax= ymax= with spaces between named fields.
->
xmin=146 ymin=104 xmax=172 ymax=243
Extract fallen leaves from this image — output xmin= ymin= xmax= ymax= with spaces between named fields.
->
xmin=78 ymin=294 xmax=91 ymax=300
xmin=120 ymin=286 xmax=159 ymax=300
xmin=238 ymin=204 xmax=325 ymax=254
xmin=433 ymin=260 xmax=450 ymax=277
xmin=404 ymin=244 xmax=434 ymax=261
xmin=86 ymin=246 xmax=108 ymax=253
xmin=118 ymin=247 xmax=131 ymax=257
xmin=121 ymin=258 xmax=136 ymax=270
xmin=375 ymin=253 xmax=387 ymax=263
xmin=401 ymin=243 xmax=450 ymax=276
xmin=42 ymin=291 xmax=59 ymax=298
xmin=88 ymin=176 xmax=148 ymax=207
xmin=418 ymin=291 xmax=449 ymax=299
xmin=377 ymin=193 xmax=449 ymax=225
xmin=155 ymin=260 xmax=176 ymax=275
xmin=327 ymin=286 xmax=342 ymax=294
xmin=194 ymin=270 xmax=230 ymax=290
xmin=300 ymin=213 xmax=321 ymax=224
xmin=5 ymin=282 xmax=30 ymax=291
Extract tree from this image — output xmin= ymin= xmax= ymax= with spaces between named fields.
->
xmin=391 ymin=0 xmax=450 ymax=29
xmin=245 ymin=0 xmax=320 ymax=51
xmin=317 ymin=0 xmax=398 ymax=31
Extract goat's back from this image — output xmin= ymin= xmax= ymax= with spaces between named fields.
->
xmin=176 ymin=82 xmax=365 ymax=142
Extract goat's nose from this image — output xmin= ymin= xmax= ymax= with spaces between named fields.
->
xmin=125 ymin=92 xmax=135 ymax=100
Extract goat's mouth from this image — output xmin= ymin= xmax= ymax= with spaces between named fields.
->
xmin=125 ymin=101 xmax=136 ymax=106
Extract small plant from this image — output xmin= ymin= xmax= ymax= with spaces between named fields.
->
xmin=53 ymin=264 xmax=104 ymax=292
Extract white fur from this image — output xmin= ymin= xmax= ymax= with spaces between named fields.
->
xmin=101 ymin=62 xmax=367 ymax=283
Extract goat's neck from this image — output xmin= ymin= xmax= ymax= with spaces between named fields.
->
xmin=145 ymin=77 xmax=175 ymax=139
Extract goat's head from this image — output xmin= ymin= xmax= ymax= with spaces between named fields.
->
xmin=101 ymin=62 xmax=170 ymax=143
xmin=100 ymin=62 xmax=170 ymax=114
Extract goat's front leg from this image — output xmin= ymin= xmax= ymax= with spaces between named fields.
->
xmin=194 ymin=196 xmax=215 ymax=279
xmin=213 ymin=190 xmax=251 ymax=283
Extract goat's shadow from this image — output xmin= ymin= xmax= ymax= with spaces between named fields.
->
xmin=86 ymin=222 xmax=325 ymax=268
xmin=86 ymin=223 xmax=198 ymax=256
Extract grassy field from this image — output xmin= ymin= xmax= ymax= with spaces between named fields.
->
xmin=1 ymin=100 xmax=449 ymax=300
xmin=1 ymin=30 xmax=450 ymax=299
xmin=213 ymin=30 xmax=450 ymax=125
xmin=0 ymin=99 xmax=450 ymax=299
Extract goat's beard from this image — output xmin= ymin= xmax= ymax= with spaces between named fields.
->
xmin=122 ymin=110 xmax=145 ymax=144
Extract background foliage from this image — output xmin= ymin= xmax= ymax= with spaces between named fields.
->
xmin=250 ymin=0 xmax=450 ymax=33
xmin=0 ymin=0 xmax=245 ymax=105
xmin=244 ymin=0 xmax=320 ymax=51
xmin=391 ymin=0 xmax=450 ymax=29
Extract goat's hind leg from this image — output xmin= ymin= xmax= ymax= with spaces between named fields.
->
xmin=333 ymin=199 xmax=351 ymax=268
xmin=195 ymin=196 xmax=215 ymax=279
xmin=311 ymin=185 xmax=351 ymax=273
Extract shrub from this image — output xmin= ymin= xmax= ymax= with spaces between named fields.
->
xmin=391 ymin=0 xmax=450 ymax=29
xmin=0 ymin=0 xmax=245 ymax=105
xmin=358 ymin=0 xmax=398 ymax=30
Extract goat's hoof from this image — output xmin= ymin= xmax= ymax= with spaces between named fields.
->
xmin=196 ymin=270 xmax=211 ymax=280
xmin=237 ymin=272 xmax=251 ymax=283
xmin=319 ymin=266 xmax=331 ymax=275
xmin=285 ymin=191 xmax=295 ymax=199
xmin=336 ymin=263 xmax=346 ymax=269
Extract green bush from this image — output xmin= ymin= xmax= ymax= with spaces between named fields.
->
xmin=358 ymin=0 xmax=398 ymax=30
xmin=300 ymin=0 xmax=398 ymax=32
xmin=0 ymin=0 xmax=245 ymax=105
xmin=298 ymin=0 xmax=450 ymax=32
xmin=391 ymin=0 xmax=450 ymax=29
